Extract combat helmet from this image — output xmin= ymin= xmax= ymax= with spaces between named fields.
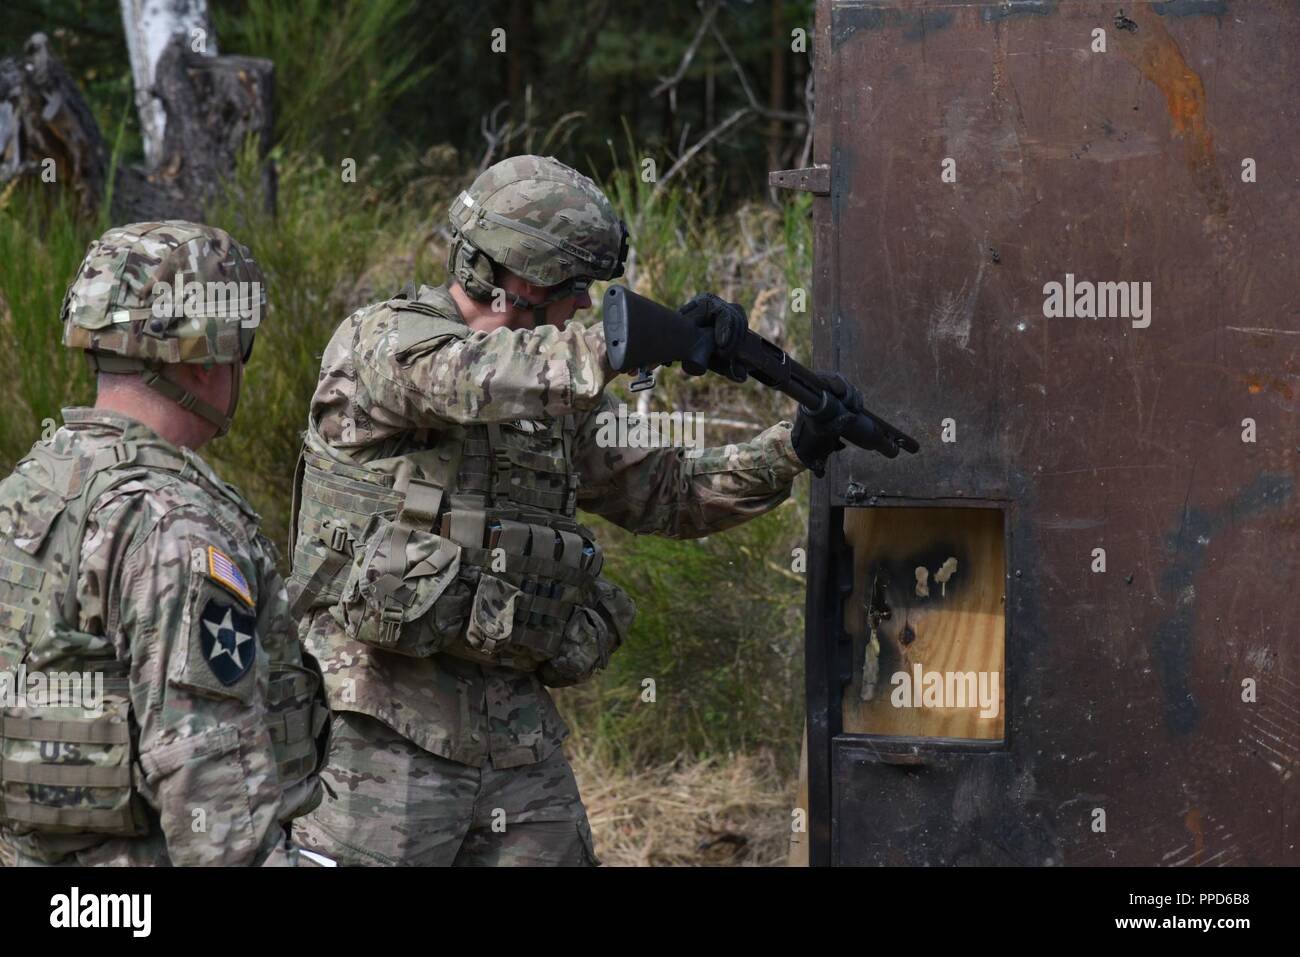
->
xmin=448 ymin=155 xmax=628 ymax=323
xmin=61 ymin=220 xmax=266 ymax=436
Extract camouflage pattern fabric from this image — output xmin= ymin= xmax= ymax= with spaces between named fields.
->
xmin=449 ymin=155 xmax=625 ymax=287
xmin=0 ymin=409 xmax=313 ymax=866
xmin=297 ymin=282 xmax=806 ymax=774
xmin=61 ymin=220 xmax=264 ymax=366
xmin=294 ymin=711 xmax=597 ymax=866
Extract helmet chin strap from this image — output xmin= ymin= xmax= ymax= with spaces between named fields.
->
xmin=453 ymin=232 xmax=589 ymax=328
xmin=138 ymin=366 xmax=239 ymax=438
xmin=503 ymin=278 xmax=587 ymax=327
xmin=502 ymin=289 xmax=552 ymax=327
xmin=88 ymin=352 xmax=238 ymax=437
xmin=219 ymin=360 xmax=243 ymax=437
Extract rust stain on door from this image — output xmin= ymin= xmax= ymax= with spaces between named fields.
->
xmin=1114 ymin=6 xmax=1229 ymax=216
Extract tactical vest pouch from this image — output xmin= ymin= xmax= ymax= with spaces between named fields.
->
xmin=536 ymin=606 xmax=609 ymax=686
xmin=265 ymin=655 xmax=331 ymax=822
xmin=290 ymin=453 xmax=405 ymax=618
xmin=537 ymin=579 xmax=636 ymax=687
xmin=265 ymin=664 xmax=328 ymax=790
xmin=433 ymin=509 xmax=607 ymax=670
xmin=0 ymin=678 xmax=149 ymax=837
xmin=465 ymin=574 xmax=523 ymax=655
xmin=336 ymin=515 xmax=463 ymax=657
xmin=593 ymin=577 xmax=637 ymax=647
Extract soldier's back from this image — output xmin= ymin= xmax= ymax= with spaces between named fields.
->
xmin=0 ymin=409 xmax=324 ymax=866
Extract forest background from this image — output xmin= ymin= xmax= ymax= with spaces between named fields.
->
xmin=0 ymin=0 xmax=819 ymax=865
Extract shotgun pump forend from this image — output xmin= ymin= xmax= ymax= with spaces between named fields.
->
xmin=601 ymin=284 xmax=920 ymax=460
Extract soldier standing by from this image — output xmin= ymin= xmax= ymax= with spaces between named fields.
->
xmin=0 ymin=222 xmax=328 ymax=866
xmin=290 ymin=156 xmax=860 ymax=866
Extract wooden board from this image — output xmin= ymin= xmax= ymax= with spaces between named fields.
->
xmin=841 ymin=507 xmax=1005 ymax=740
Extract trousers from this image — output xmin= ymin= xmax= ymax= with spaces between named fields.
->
xmin=294 ymin=710 xmax=599 ymax=867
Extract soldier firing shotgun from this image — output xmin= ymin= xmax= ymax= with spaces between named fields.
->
xmin=601 ymin=285 xmax=920 ymax=473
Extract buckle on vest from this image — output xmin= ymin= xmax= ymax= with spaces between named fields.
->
xmin=376 ymin=599 xmax=405 ymax=648
xmin=320 ymin=520 xmax=352 ymax=555
xmin=329 ymin=526 xmax=349 ymax=552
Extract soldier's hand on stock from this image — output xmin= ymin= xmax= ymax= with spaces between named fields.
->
xmin=676 ymin=292 xmax=749 ymax=379
xmin=791 ymin=370 xmax=866 ymax=478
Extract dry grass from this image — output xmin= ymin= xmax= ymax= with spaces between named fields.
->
xmin=569 ymin=742 xmax=798 ymax=867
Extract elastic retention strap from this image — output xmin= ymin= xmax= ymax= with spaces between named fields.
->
xmin=87 ymin=352 xmax=233 ymax=434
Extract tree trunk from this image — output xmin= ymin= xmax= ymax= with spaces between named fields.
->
xmin=2 ymin=27 xmax=273 ymax=224
xmin=0 ymin=33 xmax=106 ymax=218
xmin=507 ymin=0 xmax=533 ymax=131
xmin=119 ymin=0 xmax=217 ymax=169
xmin=767 ymin=0 xmax=787 ymax=176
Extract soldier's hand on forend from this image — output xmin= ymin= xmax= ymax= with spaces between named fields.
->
xmin=676 ymin=293 xmax=748 ymax=378
xmin=791 ymin=370 xmax=866 ymax=478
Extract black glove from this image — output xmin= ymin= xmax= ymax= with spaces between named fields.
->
xmin=791 ymin=371 xmax=865 ymax=477
xmin=675 ymin=293 xmax=749 ymax=379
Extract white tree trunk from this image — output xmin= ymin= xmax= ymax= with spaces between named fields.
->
xmin=119 ymin=0 xmax=216 ymax=168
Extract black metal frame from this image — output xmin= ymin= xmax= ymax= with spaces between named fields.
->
xmin=804 ymin=494 xmax=1014 ymax=866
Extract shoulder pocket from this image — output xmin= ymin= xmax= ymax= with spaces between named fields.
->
xmin=382 ymin=299 xmax=469 ymax=359
xmin=0 ymin=468 xmax=68 ymax=556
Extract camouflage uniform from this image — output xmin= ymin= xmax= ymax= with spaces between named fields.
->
xmin=290 ymin=158 xmax=805 ymax=866
xmin=0 ymin=222 xmax=328 ymax=866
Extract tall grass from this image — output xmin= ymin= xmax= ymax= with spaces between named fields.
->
xmin=0 ymin=188 xmax=97 ymax=464
xmin=214 ymin=0 xmax=434 ymax=161
xmin=0 ymin=130 xmax=814 ymax=771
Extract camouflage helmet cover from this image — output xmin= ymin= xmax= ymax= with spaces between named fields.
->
xmin=448 ymin=155 xmax=627 ymax=288
xmin=62 ymin=220 xmax=266 ymax=365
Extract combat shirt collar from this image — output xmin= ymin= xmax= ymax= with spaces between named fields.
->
xmin=61 ymin=406 xmax=173 ymax=445
xmin=59 ymin=407 xmax=260 ymax=524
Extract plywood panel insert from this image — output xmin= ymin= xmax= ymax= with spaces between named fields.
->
xmin=841 ymin=507 xmax=1006 ymax=740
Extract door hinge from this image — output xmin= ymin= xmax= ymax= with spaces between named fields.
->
xmin=769 ymin=165 xmax=830 ymax=195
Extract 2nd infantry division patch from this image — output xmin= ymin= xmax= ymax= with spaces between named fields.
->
xmin=206 ymin=544 xmax=254 ymax=606
xmin=199 ymin=599 xmax=258 ymax=686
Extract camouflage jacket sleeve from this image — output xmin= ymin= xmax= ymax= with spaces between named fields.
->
xmin=356 ymin=309 xmax=614 ymax=427
xmin=571 ymin=392 xmax=807 ymax=538
xmin=88 ymin=487 xmax=285 ymax=866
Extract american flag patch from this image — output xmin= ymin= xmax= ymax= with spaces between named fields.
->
xmin=207 ymin=546 xmax=253 ymax=607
